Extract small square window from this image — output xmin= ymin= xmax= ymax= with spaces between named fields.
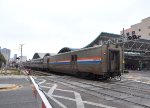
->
xmin=139 ymin=29 xmax=141 ymax=31
xmin=148 ymin=26 xmax=150 ymax=29
xmin=149 ymin=33 xmax=150 ymax=36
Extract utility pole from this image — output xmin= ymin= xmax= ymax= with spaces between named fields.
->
xmin=19 ymin=44 xmax=24 ymax=66
xmin=122 ymin=28 xmax=125 ymax=73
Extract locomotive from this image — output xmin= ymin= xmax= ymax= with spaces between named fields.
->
xmin=24 ymin=44 xmax=123 ymax=79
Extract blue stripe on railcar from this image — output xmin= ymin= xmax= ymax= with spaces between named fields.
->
xmin=49 ymin=62 xmax=70 ymax=65
xmin=49 ymin=60 xmax=101 ymax=65
xmin=77 ymin=60 xmax=101 ymax=64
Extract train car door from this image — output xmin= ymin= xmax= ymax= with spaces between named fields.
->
xmin=71 ymin=55 xmax=78 ymax=73
xmin=108 ymin=50 xmax=120 ymax=72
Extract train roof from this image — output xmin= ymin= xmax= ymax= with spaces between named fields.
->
xmin=52 ymin=45 xmax=104 ymax=56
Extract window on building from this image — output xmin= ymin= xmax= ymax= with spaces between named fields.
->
xmin=139 ymin=29 xmax=141 ymax=31
xmin=148 ymin=26 xmax=150 ymax=29
xmin=149 ymin=33 xmax=150 ymax=36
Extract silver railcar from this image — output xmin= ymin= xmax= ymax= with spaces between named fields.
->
xmin=24 ymin=44 xmax=122 ymax=79
xmin=48 ymin=44 xmax=122 ymax=79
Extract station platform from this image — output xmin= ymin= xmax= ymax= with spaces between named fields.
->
xmin=0 ymin=76 xmax=39 ymax=108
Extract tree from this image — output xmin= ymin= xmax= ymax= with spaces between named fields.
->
xmin=0 ymin=53 xmax=6 ymax=68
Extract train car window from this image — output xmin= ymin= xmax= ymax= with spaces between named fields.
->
xmin=71 ymin=55 xmax=74 ymax=61
xmin=74 ymin=55 xmax=77 ymax=61
xmin=71 ymin=55 xmax=77 ymax=61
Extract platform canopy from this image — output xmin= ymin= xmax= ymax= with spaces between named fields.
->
xmin=58 ymin=47 xmax=79 ymax=54
xmin=84 ymin=32 xmax=150 ymax=59
xmin=84 ymin=32 xmax=122 ymax=48
xmin=32 ymin=53 xmax=46 ymax=59
xmin=44 ymin=53 xmax=56 ymax=57
xmin=32 ymin=53 xmax=56 ymax=59
xmin=32 ymin=32 xmax=150 ymax=59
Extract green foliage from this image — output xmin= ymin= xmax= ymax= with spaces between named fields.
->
xmin=0 ymin=53 xmax=6 ymax=68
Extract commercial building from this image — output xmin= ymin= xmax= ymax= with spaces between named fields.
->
xmin=13 ymin=54 xmax=17 ymax=62
xmin=0 ymin=48 xmax=11 ymax=64
xmin=120 ymin=17 xmax=150 ymax=40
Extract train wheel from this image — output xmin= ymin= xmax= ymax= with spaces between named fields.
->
xmin=87 ymin=73 xmax=96 ymax=80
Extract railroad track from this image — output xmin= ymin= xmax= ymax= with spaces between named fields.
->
xmin=45 ymin=75 xmax=150 ymax=108
xmin=49 ymin=74 xmax=150 ymax=94
xmin=31 ymin=70 xmax=150 ymax=94
xmin=31 ymin=70 xmax=150 ymax=108
xmin=28 ymin=70 xmax=52 ymax=76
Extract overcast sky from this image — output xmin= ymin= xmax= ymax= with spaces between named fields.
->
xmin=0 ymin=0 xmax=150 ymax=59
